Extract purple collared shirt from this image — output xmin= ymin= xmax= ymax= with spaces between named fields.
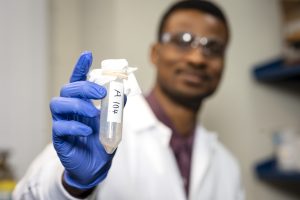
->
xmin=145 ymin=91 xmax=195 ymax=197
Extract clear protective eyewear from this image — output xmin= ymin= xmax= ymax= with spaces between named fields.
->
xmin=161 ymin=32 xmax=226 ymax=58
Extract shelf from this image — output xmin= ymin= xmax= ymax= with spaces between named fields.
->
xmin=255 ymin=157 xmax=300 ymax=195
xmin=252 ymin=58 xmax=300 ymax=82
xmin=255 ymin=158 xmax=300 ymax=182
xmin=253 ymin=58 xmax=300 ymax=196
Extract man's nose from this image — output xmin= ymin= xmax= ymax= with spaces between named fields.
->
xmin=184 ymin=46 xmax=207 ymax=65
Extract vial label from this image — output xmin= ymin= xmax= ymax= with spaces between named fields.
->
xmin=107 ymin=81 xmax=124 ymax=123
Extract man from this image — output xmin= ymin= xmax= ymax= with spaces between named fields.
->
xmin=13 ymin=1 xmax=244 ymax=199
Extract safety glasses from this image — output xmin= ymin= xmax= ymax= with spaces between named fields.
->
xmin=161 ymin=32 xmax=226 ymax=58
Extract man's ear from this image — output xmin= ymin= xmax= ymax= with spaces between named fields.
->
xmin=150 ymin=43 xmax=160 ymax=66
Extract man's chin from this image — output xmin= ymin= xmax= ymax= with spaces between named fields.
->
xmin=178 ymin=88 xmax=215 ymax=101
xmin=163 ymin=88 xmax=214 ymax=110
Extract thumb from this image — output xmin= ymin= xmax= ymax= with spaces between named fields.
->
xmin=70 ymin=51 xmax=93 ymax=83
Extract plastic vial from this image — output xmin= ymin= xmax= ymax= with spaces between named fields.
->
xmin=89 ymin=59 xmax=139 ymax=154
xmin=100 ymin=77 xmax=124 ymax=154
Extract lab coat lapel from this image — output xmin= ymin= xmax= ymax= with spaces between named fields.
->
xmin=125 ymin=95 xmax=186 ymax=200
xmin=144 ymin=124 xmax=186 ymax=200
xmin=189 ymin=126 xmax=216 ymax=199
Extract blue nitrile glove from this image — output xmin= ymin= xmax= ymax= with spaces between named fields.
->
xmin=50 ymin=51 xmax=114 ymax=190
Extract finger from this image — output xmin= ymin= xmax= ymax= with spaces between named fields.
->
xmin=60 ymin=81 xmax=107 ymax=99
xmin=70 ymin=51 xmax=93 ymax=83
xmin=52 ymin=120 xmax=92 ymax=138
xmin=50 ymin=97 xmax=99 ymax=118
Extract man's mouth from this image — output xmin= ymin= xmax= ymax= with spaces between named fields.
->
xmin=176 ymin=69 xmax=210 ymax=86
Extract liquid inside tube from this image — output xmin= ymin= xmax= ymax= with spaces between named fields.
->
xmin=100 ymin=80 xmax=124 ymax=154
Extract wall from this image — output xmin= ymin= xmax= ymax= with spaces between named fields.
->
xmin=50 ymin=0 xmax=176 ymax=96
xmin=50 ymin=0 xmax=299 ymax=199
xmin=0 ymin=0 xmax=49 ymax=179
xmin=203 ymin=1 xmax=300 ymax=200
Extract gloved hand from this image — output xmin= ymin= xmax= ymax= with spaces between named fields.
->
xmin=50 ymin=51 xmax=114 ymax=190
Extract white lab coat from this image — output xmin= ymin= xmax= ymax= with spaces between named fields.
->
xmin=13 ymin=95 xmax=244 ymax=200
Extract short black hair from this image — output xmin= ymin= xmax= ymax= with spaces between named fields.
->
xmin=157 ymin=0 xmax=229 ymax=42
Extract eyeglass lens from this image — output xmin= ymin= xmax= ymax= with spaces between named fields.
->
xmin=162 ymin=32 xmax=225 ymax=57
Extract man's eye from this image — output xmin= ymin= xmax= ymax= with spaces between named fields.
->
xmin=172 ymin=36 xmax=192 ymax=48
xmin=205 ymin=41 xmax=224 ymax=56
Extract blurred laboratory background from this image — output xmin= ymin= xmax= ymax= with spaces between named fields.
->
xmin=1 ymin=0 xmax=300 ymax=199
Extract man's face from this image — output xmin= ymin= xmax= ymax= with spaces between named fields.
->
xmin=151 ymin=9 xmax=228 ymax=105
